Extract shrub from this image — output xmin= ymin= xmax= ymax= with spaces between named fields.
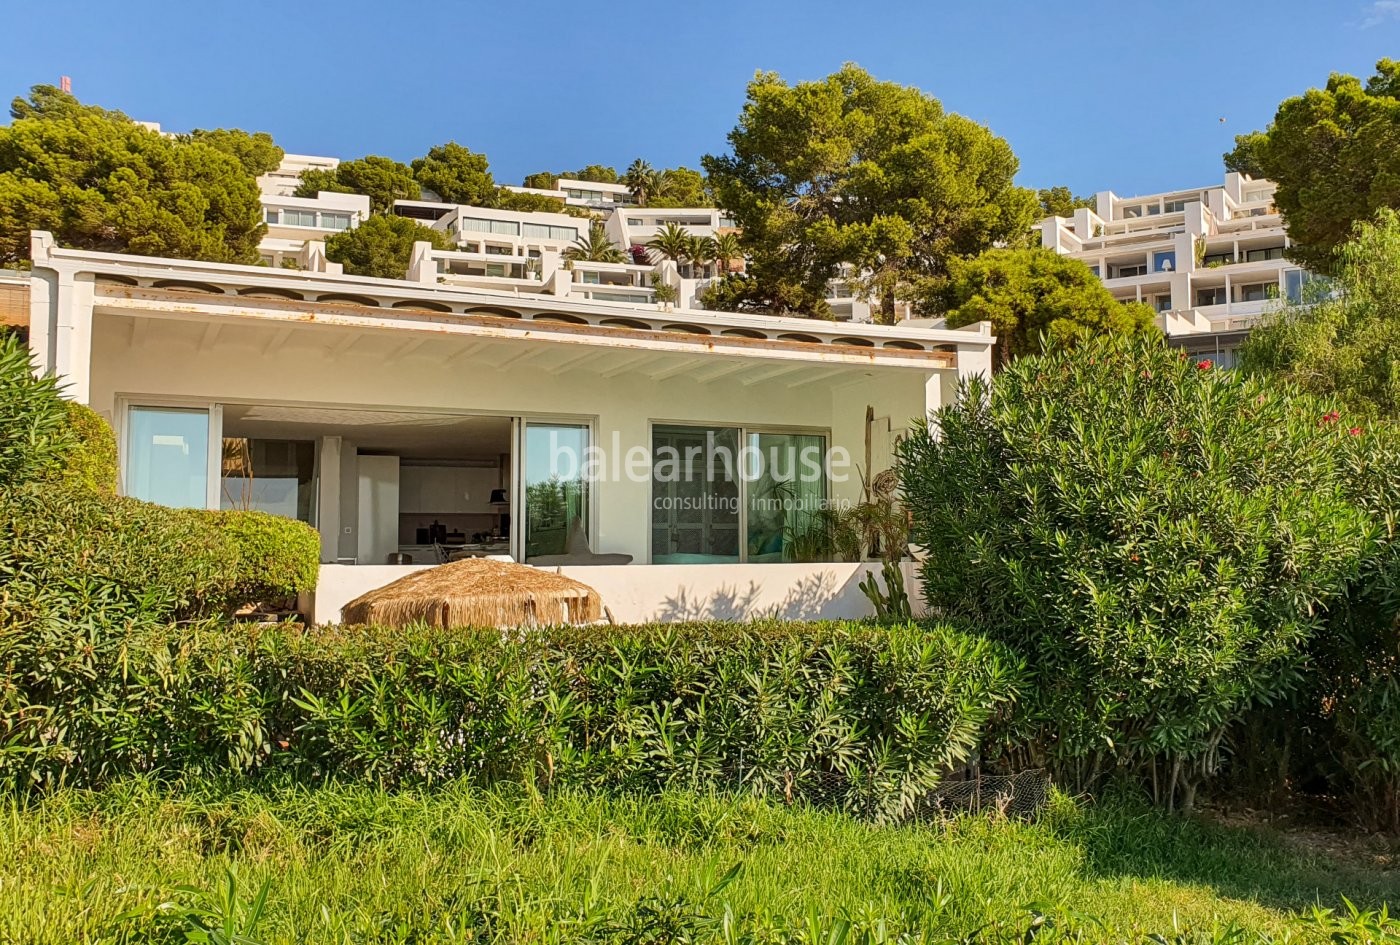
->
xmin=56 ymin=400 xmax=117 ymax=493
xmin=199 ymin=509 xmax=321 ymax=606
xmin=0 ymin=619 xmax=1021 ymax=817
xmin=899 ymin=335 xmax=1389 ymax=810
xmin=0 ymin=334 xmax=73 ymax=487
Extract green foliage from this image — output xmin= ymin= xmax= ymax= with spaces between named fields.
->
xmin=646 ymin=221 xmax=694 ymax=264
xmin=569 ymin=163 xmax=619 ymax=184
xmin=899 ymin=335 xmax=1390 ymax=809
xmin=185 ymin=128 xmax=285 ymax=176
xmin=4 ymin=782 xmax=1398 ymax=942
xmin=1240 ymin=210 xmax=1400 ymax=418
xmin=704 ymin=64 xmax=1038 ymax=319
xmin=323 ymin=214 xmax=453 ymax=278
xmin=410 ymin=141 xmax=496 ymax=205
xmin=0 ymin=85 xmax=266 ymax=265
xmin=204 ymin=509 xmax=322 ymax=606
xmin=939 ymin=248 xmax=1159 ymax=362
xmin=0 ymin=618 xmax=1020 ymax=813
xmin=493 ymin=188 xmax=568 ymax=213
xmin=521 ymin=170 xmax=558 ymax=189
xmin=858 ymin=560 xmax=912 ymax=621
xmin=699 ymin=272 xmax=766 ymax=313
xmin=0 ymin=334 xmax=74 ymax=487
xmin=647 ymin=166 xmax=713 ymax=208
xmin=1036 ymin=186 xmax=1095 ymax=218
xmin=295 ymin=155 xmax=419 ymax=215
xmin=56 ymin=401 xmax=116 ymax=494
xmin=1225 ymin=58 xmax=1400 ymax=273
xmin=564 ymin=222 xmax=626 ymax=263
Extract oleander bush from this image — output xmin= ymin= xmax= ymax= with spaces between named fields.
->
xmin=0 ymin=618 xmax=1021 ymax=816
xmin=900 ymin=334 xmax=1398 ymax=810
xmin=0 ymin=333 xmax=74 ymax=487
xmin=202 ymin=508 xmax=322 ymax=606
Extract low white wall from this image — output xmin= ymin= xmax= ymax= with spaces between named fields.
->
xmin=307 ymin=562 xmax=925 ymax=626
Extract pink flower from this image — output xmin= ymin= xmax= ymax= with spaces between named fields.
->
xmin=1321 ymin=411 xmax=1341 ymax=425
xmin=1349 ymin=426 xmax=1363 ymax=437
xmin=1196 ymin=359 xmax=1213 ymax=370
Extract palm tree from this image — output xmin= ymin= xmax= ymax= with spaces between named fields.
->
xmin=647 ymin=222 xmax=692 ymax=273
xmin=711 ymin=232 xmax=742 ymax=276
xmin=688 ymin=235 xmax=716 ymax=279
xmin=564 ymin=222 xmax=625 ymax=264
xmin=623 ymin=158 xmax=658 ymax=207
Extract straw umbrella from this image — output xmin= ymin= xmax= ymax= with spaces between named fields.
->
xmin=341 ymin=558 xmax=603 ymax=628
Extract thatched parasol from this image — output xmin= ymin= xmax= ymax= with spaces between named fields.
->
xmin=341 ymin=558 xmax=603 ymax=628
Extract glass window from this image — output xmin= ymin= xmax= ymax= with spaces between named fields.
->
xmin=220 ymin=438 xmax=316 ymax=522
xmin=579 ymin=271 xmax=601 ymax=284
xmin=746 ymin=432 xmax=827 ymax=562
xmin=1196 ymin=287 xmax=1227 ymax=306
xmin=264 ymin=209 xmax=279 ymax=224
xmin=126 ymin=406 xmax=210 ymax=509
xmin=523 ymin=423 xmax=590 ymax=561
xmin=1153 ymin=295 xmax=1172 ymax=312
xmin=1163 ymin=199 xmax=1189 ymax=213
xmin=1121 ymin=206 xmax=1141 ymax=219
xmin=1153 ymin=251 xmax=1177 ymax=272
xmin=1203 ymin=253 xmax=1233 ymax=267
xmin=460 ymin=217 xmax=520 ymax=236
xmin=1146 ymin=205 xmax=1161 ymax=216
xmin=485 ymin=263 xmax=507 ymax=278
xmin=1112 ymin=263 xmax=1148 ymax=278
xmin=1245 ymin=246 xmax=1285 ymax=262
xmin=1284 ymin=269 xmax=1325 ymax=303
xmin=651 ymin=425 xmax=740 ymax=563
xmin=319 ymin=212 xmax=351 ymax=231
xmin=280 ymin=209 xmax=317 ymax=227
xmin=1237 ymin=282 xmax=1277 ymax=303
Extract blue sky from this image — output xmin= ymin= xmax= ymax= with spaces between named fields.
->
xmin=4 ymin=0 xmax=1397 ymax=198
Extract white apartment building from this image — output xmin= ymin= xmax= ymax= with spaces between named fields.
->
xmin=1039 ymin=173 xmax=1311 ymax=364
xmin=257 ymin=153 xmax=339 ymax=198
xmin=253 ymin=154 xmax=371 ymax=270
xmin=502 ymin=177 xmax=635 ymax=211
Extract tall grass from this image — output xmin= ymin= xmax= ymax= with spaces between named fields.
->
xmin=0 ymin=781 xmax=1395 ymax=943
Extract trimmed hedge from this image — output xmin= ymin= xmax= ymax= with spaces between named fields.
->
xmin=57 ymin=400 xmax=117 ymax=494
xmin=0 ymin=618 xmax=1022 ymax=819
xmin=0 ymin=486 xmax=321 ymax=622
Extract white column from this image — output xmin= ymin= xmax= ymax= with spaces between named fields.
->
xmin=317 ymin=435 xmax=343 ymax=563
xmin=52 ymin=271 xmax=95 ymax=403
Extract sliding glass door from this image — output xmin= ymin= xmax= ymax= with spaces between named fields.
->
xmin=651 ymin=425 xmax=741 ymax=563
xmin=124 ymin=406 xmax=215 ymax=509
xmin=745 ymin=431 xmax=827 ymax=562
xmin=651 ymin=424 xmax=827 ymax=564
xmin=522 ymin=422 xmax=590 ymax=561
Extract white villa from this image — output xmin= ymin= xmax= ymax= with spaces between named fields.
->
xmin=24 ymin=231 xmax=993 ymax=625
xmin=1038 ymin=172 xmax=1313 ymax=366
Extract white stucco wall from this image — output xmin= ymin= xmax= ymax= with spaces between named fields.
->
xmin=306 ymin=560 xmax=927 ymax=626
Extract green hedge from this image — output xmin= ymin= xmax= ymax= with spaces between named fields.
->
xmin=57 ymin=400 xmax=117 ymax=494
xmin=0 ymin=618 xmax=1021 ymax=818
xmin=0 ymin=486 xmax=321 ymax=623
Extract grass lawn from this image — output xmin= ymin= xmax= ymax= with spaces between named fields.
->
xmin=1 ymin=780 xmax=1397 ymax=943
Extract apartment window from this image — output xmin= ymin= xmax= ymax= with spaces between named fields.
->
xmin=284 ymin=209 xmax=318 ymax=227
xmin=627 ymin=218 xmax=644 ymax=226
xmin=125 ymin=406 xmax=212 ymax=509
xmin=221 ymin=439 xmax=315 ymax=523
xmin=485 ymin=263 xmax=507 ymax=278
xmin=319 ymin=212 xmax=352 ymax=231
xmin=1163 ymin=199 xmax=1189 ymax=213
xmin=590 ymin=291 xmax=647 ymax=303
xmin=579 ymin=271 xmax=601 ymax=284
xmin=1236 ymin=282 xmax=1278 ymax=303
xmin=718 ymin=216 xmax=738 ymax=228
xmin=1196 ymin=287 xmax=1227 ymax=306
xmin=484 ymin=245 xmax=514 ymax=256
xmin=1244 ymin=246 xmax=1285 ymax=262
xmin=1121 ymin=206 xmax=1142 ymax=219
xmin=523 ymin=423 xmax=591 ymax=561
xmin=1284 ymin=269 xmax=1323 ymax=303
xmin=1110 ymin=263 xmax=1148 ymax=279
xmin=746 ymin=432 xmax=827 ymax=562
xmin=263 ymin=209 xmax=279 ymax=224
xmin=460 ymin=217 xmax=520 ymax=236
xmin=1146 ymin=205 xmax=1161 ymax=216
xmin=1087 ymin=265 xmax=1100 ymax=277
xmin=1153 ymin=251 xmax=1177 ymax=272
xmin=521 ymin=223 xmax=578 ymax=241
xmin=1153 ymin=295 xmax=1172 ymax=312
xmin=1203 ymin=252 xmax=1234 ymax=267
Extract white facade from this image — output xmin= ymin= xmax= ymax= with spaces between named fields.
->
xmin=1039 ymin=173 xmax=1309 ymax=363
xmin=26 ymin=231 xmax=993 ymax=624
xmin=257 ymin=153 xmax=339 ymax=198
xmin=502 ymin=177 xmax=635 ymax=211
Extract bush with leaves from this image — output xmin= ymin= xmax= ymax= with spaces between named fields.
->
xmin=324 ymin=214 xmax=453 ymax=278
xmin=0 ymin=334 xmax=74 ymax=486
xmin=0 ymin=618 xmax=1020 ymax=815
xmin=899 ymin=335 xmax=1393 ymax=810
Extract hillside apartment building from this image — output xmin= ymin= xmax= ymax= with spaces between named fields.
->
xmin=1037 ymin=172 xmax=1314 ymax=366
